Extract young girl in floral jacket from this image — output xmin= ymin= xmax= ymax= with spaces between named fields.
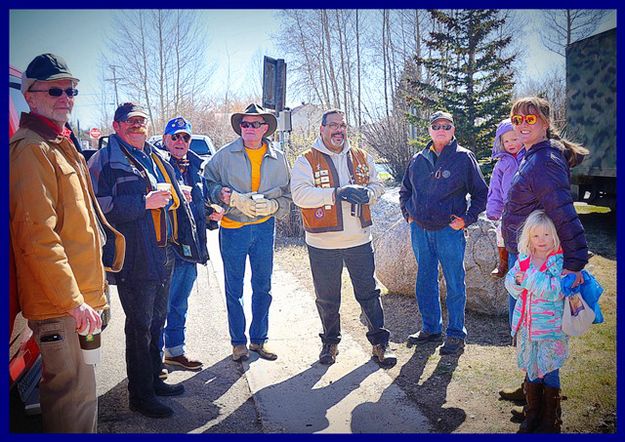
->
xmin=505 ymin=210 xmax=568 ymax=433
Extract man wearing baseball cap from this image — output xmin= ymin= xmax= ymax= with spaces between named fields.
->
xmin=158 ymin=117 xmax=222 ymax=374
xmin=88 ymin=104 xmax=203 ymax=418
xmin=399 ymin=110 xmax=488 ymax=356
xmin=203 ymin=103 xmax=291 ymax=362
xmin=10 ymin=53 xmax=124 ymax=432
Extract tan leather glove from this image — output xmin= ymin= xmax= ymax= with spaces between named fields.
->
xmin=254 ymin=198 xmax=279 ymax=217
xmin=229 ymin=191 xmax=256 ymax=218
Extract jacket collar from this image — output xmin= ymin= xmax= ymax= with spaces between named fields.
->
xmin=424 ymin=138 xmax=457 ymax=162
xmin=18 ymin=112 xmax=68 ymax=144
xmin=312 ymin=136 xmax=351 ymax=157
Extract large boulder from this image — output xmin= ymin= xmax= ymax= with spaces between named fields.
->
xmin=372 ymin=187 xmax=508 ymax=316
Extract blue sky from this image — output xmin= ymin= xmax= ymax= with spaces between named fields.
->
xmin=10 ymin=9 xmax=616 ymax=129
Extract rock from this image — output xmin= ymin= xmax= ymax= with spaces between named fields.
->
xmin=371 ymin=187 xmax=508 ymax=316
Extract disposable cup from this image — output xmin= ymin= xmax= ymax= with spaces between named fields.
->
xmin=156 ymin=183 xmax=172 ymax=192
xmin=180 ymin=184 xmax=193 ymax=193
xmin=78 ymin=331 xmax=101 ymax=365
xmin=251 ymin=193 xmax=265 ymax=201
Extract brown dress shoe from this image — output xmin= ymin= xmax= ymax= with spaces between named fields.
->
xmin=164 ymin=354 xmax=203 ymax=371
xmin=232 ymin=344 xmax=249 ymax=362
xmin=249 ymin=343 xmax=278 ymax=360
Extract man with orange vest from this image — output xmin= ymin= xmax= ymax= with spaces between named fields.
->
xmin=291 ymin=109 xmax=396 ymax=367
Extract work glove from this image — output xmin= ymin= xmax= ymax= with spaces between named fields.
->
xmin=229 ymin=191 xmax=256 ymax=218
xmin=254 ymin=198 xmax=279 ymax=217
xmin=336 ymin=185 xmax=370 ymax=205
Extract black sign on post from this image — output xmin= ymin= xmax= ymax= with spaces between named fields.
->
xmin=262 ymin=56 xmax=286 ymax=112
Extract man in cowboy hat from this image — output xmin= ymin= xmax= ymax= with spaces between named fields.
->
xmin=204 ymin=103 xmax=291 ymax=362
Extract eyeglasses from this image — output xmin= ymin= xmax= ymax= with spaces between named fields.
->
xmin=240 ymin=121 xmax=267 ymax=129
xmin=123 ymin=117 xmax=148 ymax=126
xmin=431 ymin=124 xmax=453 ymax=131
xmin=28 ymin=87 xmax=79 ymax=97
xmin=324 ymin=122 xmax=348 ymax=130
xmin=511 ymin=114 xmax=538 ymax=126
xmin=171 ymin=133 xmax=191 ymax=142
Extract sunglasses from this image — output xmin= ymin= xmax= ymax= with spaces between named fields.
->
xmin=240 ymin=121 xmax=267 ymax=129
xmin=29 ymin=87 xmax=79 ymax=97
xmin=122 ymin=117 xmax=148 ymax=126
xmin=171 ymin=133 xmax=191 ymax=142
xmin=511 ymin=114 xmax=538 ymax=126
xmin=431 ymin=124 xmax=453 ymax=131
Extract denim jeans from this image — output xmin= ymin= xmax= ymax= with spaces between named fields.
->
xmin=410 ymin=223 xmax=467 ymax=339
xmin=508 ymin=252 xmax=518 ymax=328
xmin=159 ymin=255 xmax=198 ymax=357
xmin=219 ymin=217 xmax=275 ymax=346
xmin=307 ymin=242 xmax=390 ymax=346
xmin=117 ymin=246 xmax=174 ymax=402
xmin=527 ymin=369 xmax=560 ymax=388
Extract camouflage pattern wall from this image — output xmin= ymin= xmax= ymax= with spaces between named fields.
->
xmin=565 ymin=28 xmax=616 ymax=181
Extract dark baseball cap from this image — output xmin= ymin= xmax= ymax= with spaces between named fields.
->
xmin=21 ymin=53 xmax=79 ymax=93
xmin=429 ymin=111 xmax=454 ymax=125
xmin=114 ymin=102 xmax=149 ymax=122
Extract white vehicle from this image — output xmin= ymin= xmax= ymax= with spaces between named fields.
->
xmin=148 ymin=134 xmax=217 ymax=160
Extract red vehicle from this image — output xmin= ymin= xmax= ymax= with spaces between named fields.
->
xmin=9 ymin=65 xmax=43 ymax=430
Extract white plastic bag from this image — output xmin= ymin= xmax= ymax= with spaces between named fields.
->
xmin=562 ymin=294 xmax=595 ymax=336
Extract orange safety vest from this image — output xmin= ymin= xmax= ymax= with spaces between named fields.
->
xmin=301 ymin=147 xmax=372 ymax=233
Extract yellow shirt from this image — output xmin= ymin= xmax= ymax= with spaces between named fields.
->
xmin=221 ymin=143 xmax=271 ymax=229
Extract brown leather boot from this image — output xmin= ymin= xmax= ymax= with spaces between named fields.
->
xmin=535 ymin=386 xmax=562 ymax=433
xmin=499 ymin=382 xmax=526 ymax=402
xmin=491 ymin=247 xmax=509 ymax=278
xmin=518 ymin=381 xmax=543 ymax=433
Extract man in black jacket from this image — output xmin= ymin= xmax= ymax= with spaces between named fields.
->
xmin=399 ymin=111 xmax=488 ymax=356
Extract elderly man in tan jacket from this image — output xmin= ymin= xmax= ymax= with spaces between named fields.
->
xmin=9 ymin=53 xmax=124 ymax=433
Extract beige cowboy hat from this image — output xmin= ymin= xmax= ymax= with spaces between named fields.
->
xmin=230 ymin=103 xmax=277 ymax=137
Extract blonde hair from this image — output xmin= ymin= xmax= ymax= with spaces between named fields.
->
xmin=511 ymin=96 xmax=589 ymax=166
xmin=517 ymin=210 xmax=561 ymax=256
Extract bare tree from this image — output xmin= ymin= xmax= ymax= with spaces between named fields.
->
xmin=100 ymin=10 xmax=212 ymax=133
xmin=539 ymin=9 xmax=610 ymax=56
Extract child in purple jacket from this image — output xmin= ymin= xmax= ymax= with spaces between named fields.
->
xmin=487 ymin=119 xmax=524 ymax=277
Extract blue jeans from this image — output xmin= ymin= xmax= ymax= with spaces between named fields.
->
xmin=159 ymin=255 xmax=198 ymax=357
xmin=527 ymin=369 xmax=560 ymax=388
xmin=410 ymin=223 xmax=467 ymax=339
xmin=219 ymin=217 xmax=275 ymax=346
xmin=508 ymin=252 xmax=518 ymax=328
xmin=307 ymin=242 xmax=390 ymax=346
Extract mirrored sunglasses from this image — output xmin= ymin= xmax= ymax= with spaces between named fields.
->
xmin=511 ymin=114 xmax=538 ymax=126
xmin=431 ymin=124 xmax=452 ymax=131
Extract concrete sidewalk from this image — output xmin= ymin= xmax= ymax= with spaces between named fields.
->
xmin=95 ymin=229 xmax=431 ymax=433
xmin=206 ymin=230 xmax=432 ymax=433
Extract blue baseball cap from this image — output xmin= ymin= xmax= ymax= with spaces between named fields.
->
xmin=164 ymin=116 xmax=192 ymax=136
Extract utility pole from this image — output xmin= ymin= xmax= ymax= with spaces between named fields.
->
xmin=106 ymin=65 xmax=121 ymax=106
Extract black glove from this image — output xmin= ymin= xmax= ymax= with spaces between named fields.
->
xmin=336 ymin=185 xmax=370 ymax=205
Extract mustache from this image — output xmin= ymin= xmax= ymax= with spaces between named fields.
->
xmin=128 ymin=128 xmax=147 ymax=134
xmin=331 ymin=132 xmax=344 ymax=137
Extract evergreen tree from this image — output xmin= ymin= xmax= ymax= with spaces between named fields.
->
xmin=407 ymin=9 xmax=515 ymax=159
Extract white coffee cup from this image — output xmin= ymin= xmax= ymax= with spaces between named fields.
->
xmin=78 ymin=327 xmax=102 ymax=365
xmin=251 ymin=193 xmax=265 ymax=201
xmin=156 ymin=183 xmax=172 ymax=192
xmin=180 ymin=184 xmax=192 ymax=193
